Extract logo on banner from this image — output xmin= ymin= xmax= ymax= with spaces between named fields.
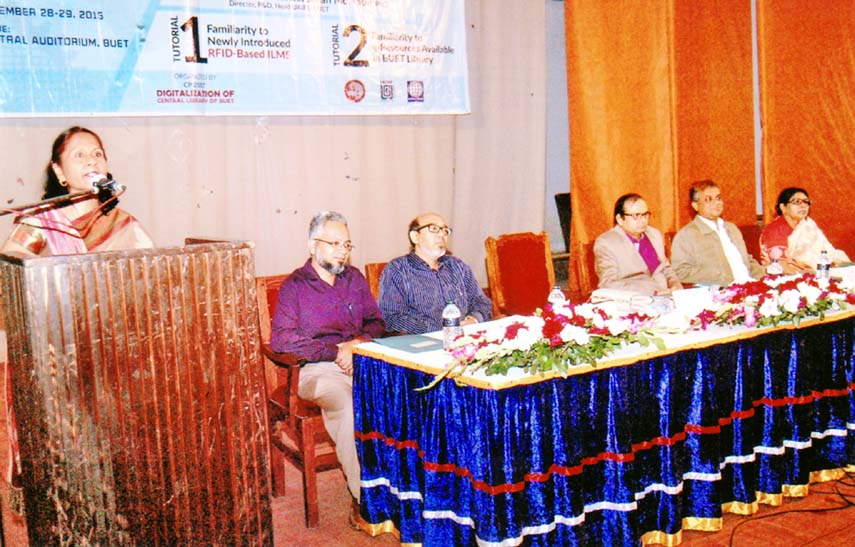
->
xmin=344 ymin=80 xmax=366 ymax=102
xmin=380 ymin=81 xmax=394 ymax=100
xmin=407 ymin=80 xmax=424 ymax=103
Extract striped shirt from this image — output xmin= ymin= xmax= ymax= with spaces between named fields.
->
xmin=378 ymin=252 xmax=492 ymax=334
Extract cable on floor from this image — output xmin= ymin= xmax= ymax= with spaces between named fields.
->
xmin=728 ymin=470 xmax=855 ymax=546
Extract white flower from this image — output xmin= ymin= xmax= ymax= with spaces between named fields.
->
xmin=796 ymin=281 xmax=823 ymax=306
xmin=474 ymin=345 xmax=503 ymax=360
xmin=605 ymin=317 xmax=630 ymax=336
xmin=560 ymin=324 xmax=590 ymax=346
xmin=523 ymin=315 xmax=546 ymax=332
xmin=504 ymin=320 xmax=544 ymax=351
xmin=573 ymin=303 xmax=598 ymax=320
xmin=827 ymin=290 xmax=847 ymax=302
xmin=779 ymin=289 xmax=802 ymax=314
xmin=758 ymin=297 xmax=780 ymax=318
xmin=764 ymin=274 xmax=798 ymax=288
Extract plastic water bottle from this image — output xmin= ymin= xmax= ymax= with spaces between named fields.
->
xmin=766 ymin=259 xmax=783 ymax=275
xmin=816 ymin=250 xmax=831 ymax=282
xmin=547 ymin=285 xmax=566 ymax=305
xmin=442 ymin=301 xmax=462 ymax=349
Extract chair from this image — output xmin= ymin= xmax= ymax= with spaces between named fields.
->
xmin=485 ymin=231 xmax=556 ymax=317
xmin=256 ymin=274 xmax=340 ymax=528
xmin=664 ymin=231 xmax=676 ymax=260
xmin=363 ymin=262 xmax=387 ymax=300
xmin=738 ymin=223 xmax=763 ymax=262
xmin=568 ymin=241 xmax=597 ymax=303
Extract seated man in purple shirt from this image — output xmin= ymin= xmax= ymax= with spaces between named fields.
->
xmin=593 ymin=193 xmax=682 ymax=295
xmin=270 ymin=210 xmax=385 ymax=521
xmin=378 ymin=212 xmax=492 ymax=334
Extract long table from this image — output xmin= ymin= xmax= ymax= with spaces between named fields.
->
xmin=352 ymin=311 xmax=855 ymax=547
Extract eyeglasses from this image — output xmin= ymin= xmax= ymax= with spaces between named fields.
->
xmin=622 ymin=212 xmax=651 ymax=220
xmin=699 ymin=195 xmax=723 ymax=203
xmin=788 ymin=198 xmax=811 ymax=206
xmin=414 ymin=224 xmax=452 ymax=236
xmin=314 ymin=238 xmax=355 ymax=251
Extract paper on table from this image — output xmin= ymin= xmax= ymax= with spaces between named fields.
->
xmin=671 ymin=286 xmax=714 ymax=318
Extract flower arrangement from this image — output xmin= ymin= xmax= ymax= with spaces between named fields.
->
xmin=694 ymin=273 xmax=855 ymax=329
xmin=417 ymin=272 xmax=855 ymax=389
xmin=423 ymin=302 xmax=664 ymax=387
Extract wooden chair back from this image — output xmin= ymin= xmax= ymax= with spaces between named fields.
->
xmin=664 ymin=231 xmax=676 ymax=260
xmin=255 ymin=274 xmax=340 ymax=528
xmin=738 ymin=223 xmax=763 ymax=262
xmin=363 ymin=262 xmax=387 ymax=300
xmin=568 ymin=241 xmax=597 ymax=303
xmin=485 ymin=231 xmax=556 ymax=317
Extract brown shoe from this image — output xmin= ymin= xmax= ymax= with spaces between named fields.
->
xmin=348 ymin=499 xmax=365 ymax=531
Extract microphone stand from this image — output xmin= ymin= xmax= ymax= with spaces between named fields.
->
xmin=0 ymin=190 xmax=100 ymax=218
xmin=1 ymin=180 xmax=122 ymax=218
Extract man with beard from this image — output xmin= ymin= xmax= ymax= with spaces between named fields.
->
xmin=378 ymin=212 xmax=492 ymax=334
xmin=270 ymin=210 xmax=385 ymax=522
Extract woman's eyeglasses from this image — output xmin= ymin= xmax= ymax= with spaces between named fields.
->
xmin=788 ymin=198 xmax=811 ymax=206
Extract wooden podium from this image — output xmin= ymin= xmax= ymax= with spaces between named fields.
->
xmin=0 ymin=241 xmax=272 ymax=547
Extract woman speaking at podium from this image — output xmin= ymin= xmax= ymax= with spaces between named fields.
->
xmin=1 ymin=126 xmax=153 ymax=256
xmin=0 ymin=126 xmax=154 ymax=504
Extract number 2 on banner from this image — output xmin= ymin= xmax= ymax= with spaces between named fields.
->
xmin=181 ymin=16 xmax=209 ymax=64
xmin=343 ymin=25 xmax=369 ymax=67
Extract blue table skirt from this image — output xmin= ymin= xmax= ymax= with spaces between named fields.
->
xmin=354 ymin=317 xmax=855 ymax=547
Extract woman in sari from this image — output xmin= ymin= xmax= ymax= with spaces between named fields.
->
xmin=1 ymin=126 xmax=153 ymax=500
xmin=759 ymin=187 xmax=849 ymax=273
xmin=1 ymin=126 xmax=153 ymax=256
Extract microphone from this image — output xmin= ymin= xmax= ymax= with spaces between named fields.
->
xmin=87 ymin=173 xmax=125 ymax=196
xmin=86 ymin=173 xmax=124 ymax=214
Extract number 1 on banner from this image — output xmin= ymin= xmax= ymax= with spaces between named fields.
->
xmin=181 ymin=16 xmax=209 ymax=64
xmin=343 ymin=25 xmax=369 ymax=67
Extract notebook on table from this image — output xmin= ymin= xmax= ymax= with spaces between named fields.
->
xmin=373 ymin=333 xmax=444 ymax=353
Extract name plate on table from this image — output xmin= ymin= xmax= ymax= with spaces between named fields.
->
xmin=672 ymin=286 xmax=715 ymax=318
xmin=374 ymin=334 xmax=444 ymax=354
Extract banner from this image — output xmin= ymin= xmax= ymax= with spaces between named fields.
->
xmin=0 ymin=0 xmax=470 ymax=116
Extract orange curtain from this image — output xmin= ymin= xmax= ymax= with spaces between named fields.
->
xmin=758 ymin=1 xmax=855 ymax=259
xmin=565 ymin=1 xmax=758 ymax=296
xmin=565 ymin=1 xmax=675 ymax=252
xmin=672 ymin=1 xmax=756 ymax=227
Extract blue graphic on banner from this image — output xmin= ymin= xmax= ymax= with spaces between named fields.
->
xmin=0 ymin=0 xmax=470 ymax=116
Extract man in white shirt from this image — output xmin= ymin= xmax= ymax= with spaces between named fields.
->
xmin=671 ymin=180 xmax=765 ymax=285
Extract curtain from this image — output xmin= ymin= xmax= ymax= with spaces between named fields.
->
xmin=672 ymin=1 xmax=756 ymax=228
xmin=565 ymin=1 xmax=758 ymax=297
xmin=758 ymin=1 xmax=855 ymax=260
xmin=565 ymin=1 xmax=676 ymax=255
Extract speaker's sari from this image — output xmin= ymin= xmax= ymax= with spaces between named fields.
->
xmin=2 ymin=205 xmax=153 ymax=256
